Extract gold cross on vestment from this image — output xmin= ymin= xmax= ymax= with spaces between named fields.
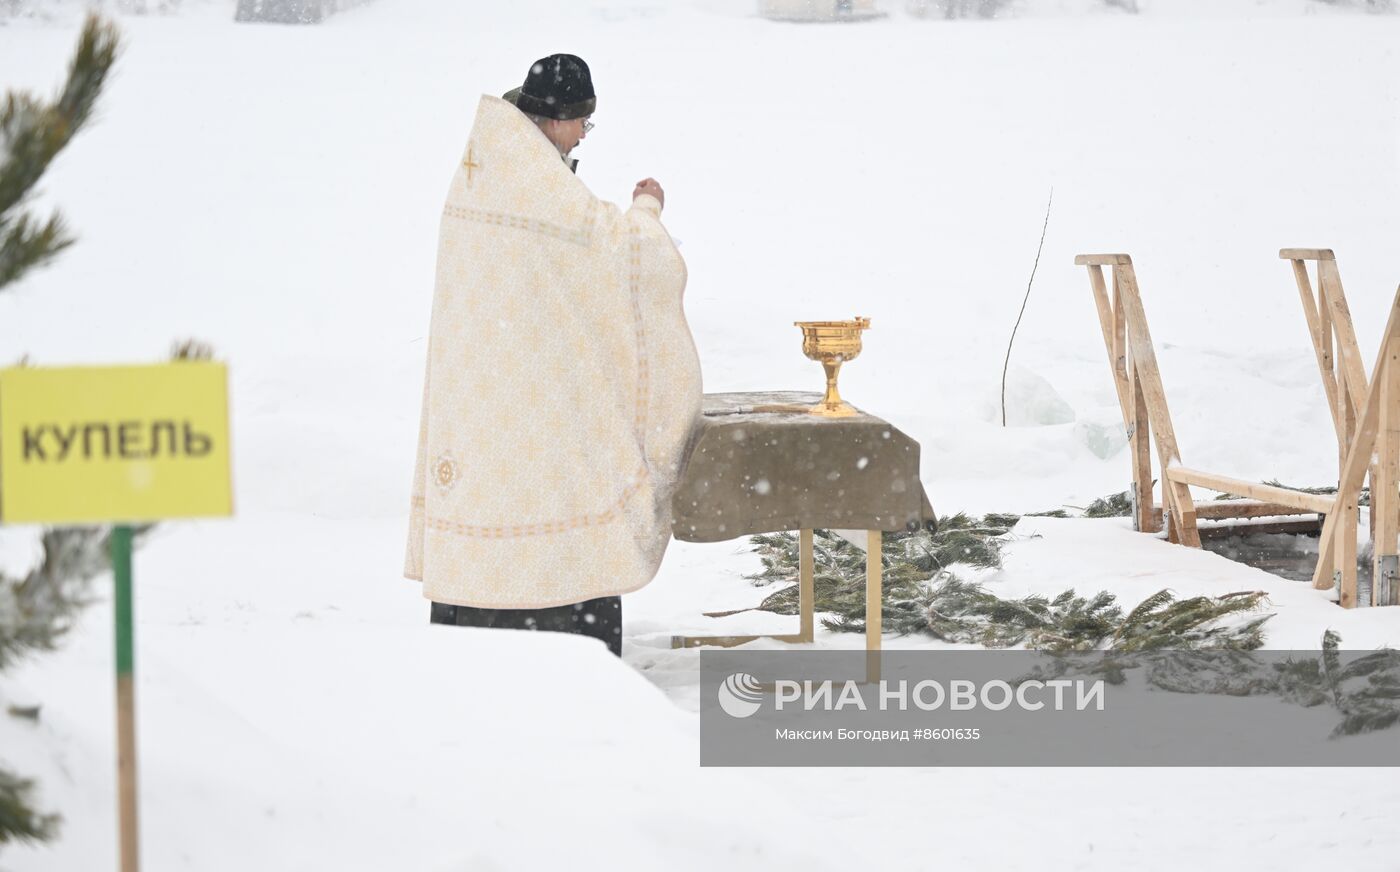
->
xmin=463 ymin=146 xmax=481 ymax=185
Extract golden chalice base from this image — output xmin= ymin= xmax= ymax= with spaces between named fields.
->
xmin=795 ymin=317 xmax=870 ymax=418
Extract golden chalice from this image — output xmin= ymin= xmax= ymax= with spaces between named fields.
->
xmin=794 ymin=316 xmax=871 ymax=418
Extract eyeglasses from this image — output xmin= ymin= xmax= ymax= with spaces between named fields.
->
xmin=581 ymin=118 xmax=594 ymax=134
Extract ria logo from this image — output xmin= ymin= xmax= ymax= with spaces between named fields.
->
xmin=718 ymin=672 xmax=764 ymax=718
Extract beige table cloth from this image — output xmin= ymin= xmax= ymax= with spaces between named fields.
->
xmin=672 ymin=391 xmax=938 ymax=542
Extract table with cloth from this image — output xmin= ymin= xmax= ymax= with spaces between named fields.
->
xmin=670 ymin=391 xmax=938 ymax=665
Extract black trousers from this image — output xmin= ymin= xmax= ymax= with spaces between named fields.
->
xmin=429 ymin=596 xmax=623 ymax=657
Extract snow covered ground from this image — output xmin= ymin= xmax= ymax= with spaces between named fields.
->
xmin=3 ymin=0 xmax=1400 ymax=869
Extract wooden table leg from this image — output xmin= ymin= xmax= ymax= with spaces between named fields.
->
xmin=866 ymin=529 xmax=881 ymax=684
xmin=672 ymin=529 xmax=884 ymax=686
xmin=671 ymin=529 xmax=818 ymax=648
xmin=798 ymin=528 xmax=815 ymax=642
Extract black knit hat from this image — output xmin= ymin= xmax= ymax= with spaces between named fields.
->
xmin=503 ymin=54 xmax=596 ymax=121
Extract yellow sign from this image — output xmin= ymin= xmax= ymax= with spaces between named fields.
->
xmin=0 ymin=363 xmax=233 ymax=524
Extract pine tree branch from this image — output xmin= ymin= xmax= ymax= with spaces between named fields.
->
xmin=0 ymin=13 xmax=124 ymax=850
xmin=0 ymin=528 xmax=111 ymax=670
xmin=0 ymin=13 xmax=120 ymax=291
xmin=741 ymin=517 xmax=1271 ymax=651
xmin=53 ymin=14 xmax=122 ymax=135
xmin=0 ymin=211 xmax=73 ymax=287
xmin=0 ymin=93 xmax=49 ymax=218
xmin=0 ymin=766 xmax=59 ymax=846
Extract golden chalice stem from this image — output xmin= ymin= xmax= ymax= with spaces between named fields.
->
xmin=822 ymin=359 xmax=844 ymax=409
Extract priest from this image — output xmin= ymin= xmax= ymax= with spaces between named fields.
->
xmin=404 ymin=54 xmax=703 ymax=657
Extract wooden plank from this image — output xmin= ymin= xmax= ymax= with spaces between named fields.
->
xmin=1318 ymin=274 xmax=1345 ymax=473
xmin=866 ymin=530 xmax=882 ymax=684
xmin=1196 ymin=518 xmax=1322 ymax=539
xmin=1164 ymin=467 xmax=1337 ymax=513
xmin=1290 ymin=258 xmax=1344 ymax=439
xmin=798 ymin=528 xmax=815 ymax=642
xmin=1162 ymin=462 xmax=1194 ymax=544
xmin=1113 ymin=264 xmax=1201 ymax=547
xmin=1117 ymin=269 xmax=1158 ymax=532
xmin=1313 ymin=286 xmax=1400 ymax=595
xmin=1193 ymin=499 xmax=1316 ymax=520
xmin=1075 ymin=254 xmax=1133 ymax=266
xmin=1319 ymin=259 xmax=1370 ymax=423
xmin=1318 ymin=257 xmax=1380 ymax=536
xmin=1152 ymin=504 xmax=1316 ymax=525
xmin=1279 ymin=248 xmax=1335 ymax=261
xmin=1113 ymin=270 xmax=1127 ymax=393
xmin=1166 ymin=481 xmax=1195 ymax=545
xmin=1086 ymin=264 xmax=1133 ymax=427
xmin=1131 ymin=361 xmax=1156 ymax=532
xmin=1123 ymin=262 xmax=1182 ymax=536
xmin=865 ymin=530 xmax=881 ymax=650
xmin=1319 ymin=274 xmax=1337 ymax=426
xmin=1375 ymin=340 xmax=1400 ymax=605
xmin=1088 ymin=260 xmax=1158 ymax=533
xmin=1338 ymin=497 xmax=1360 ymax=608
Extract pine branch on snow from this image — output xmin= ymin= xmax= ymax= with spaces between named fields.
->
xmin=1036 ymin=630 xmax=1400 ymax=738
xmin=739 ymin=503 xmax=1273 ymax=651
xmin=1083 ymin=489 xmax=1133 ymax=518
xmin=0 ymin=769 xmax=58 ymax=846
xmin=740 ymin=518 xmax=1008 ymax=637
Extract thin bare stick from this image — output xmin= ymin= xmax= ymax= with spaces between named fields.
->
xmin=1001 ymin=188 xmax=1054 ymax=427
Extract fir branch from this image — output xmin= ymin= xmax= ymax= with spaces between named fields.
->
xmin=987 ymin=488 xmax=1134 ymax=527
xmin=0 ymin=767 xmax=58 ymax=846
xmin=0 ymin=13 xmax=120 ymax=291
xmin=738 ymin=517 xmax=1271 ymax=651
xmin=0 ymin=14 xmax=123 ymax=850
xmin=52 ymin=13 xmax=121 ymax=134
xmin=0 ymin=210 xmax=72 ymax=287
xmin=0 ymin=528 xmax=111 ymax=670
xmin=1113 ymin=589 xmax=1177 ymax=644
xmin=1084 ymin=489 xmax=1133 ymax=518
xmin=1103 ymin=635 xmax=1400 ymax=738
xmin=170 ymin=337 xmax=215 ymax=361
